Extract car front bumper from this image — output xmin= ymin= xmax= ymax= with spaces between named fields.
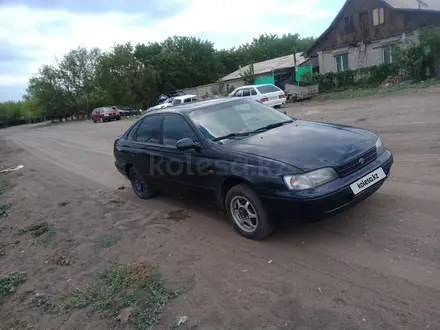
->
xmin=258 ymin=150 xmax=393 ymax=216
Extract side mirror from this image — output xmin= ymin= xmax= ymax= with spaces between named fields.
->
xmin=176 ymin=138 xmax=198 ymax=151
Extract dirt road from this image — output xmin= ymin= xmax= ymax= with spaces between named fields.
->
xmin=1 ymin=88 xmax=440 ymax=329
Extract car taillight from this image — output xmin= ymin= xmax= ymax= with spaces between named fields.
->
xmin=260 ymin=97 xmax=269 ymax=102
xmin=279 ymin=94 xmax=286 ymax=99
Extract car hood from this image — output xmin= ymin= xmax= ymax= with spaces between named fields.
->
xmin=221 ymin=120 xmax=377 ymax=172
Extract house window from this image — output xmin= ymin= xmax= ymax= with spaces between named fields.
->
xmin=383 ymin=46 xmax=392 ymax=64
xmin=372 ymin=8 xmax=385 ymax=26
xmin=336 ymin=54 xmax=349 ymax=72
xmin=344 ymin=16 xmax=355 ymax=33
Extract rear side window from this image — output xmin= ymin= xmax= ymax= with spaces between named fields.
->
xmin=126 ymin=121 xmax=141 ymax=141
xmin=163 ymin=115 xmax=198 ymax=147
xmin=135 ymin=115 xmax=162 ymax=144
xmin=256 ymin=85 xmax=281 ymax=94
xmin=242 ymin=89 xmax=251 ymax=97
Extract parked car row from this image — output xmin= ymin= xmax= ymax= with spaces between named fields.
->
xmin=148 ymin=95 xmax=199 ymax=112
xmin=147 ymin=84 xmax=287 ymax=114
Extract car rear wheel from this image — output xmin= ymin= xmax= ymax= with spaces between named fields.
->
xmin=92 ymin=118 xmax=96 ymax=123
xmin=129 ymin=166 xmax=155 ymax=199
xmin=225 ymin=184 xmax=274 ymax=240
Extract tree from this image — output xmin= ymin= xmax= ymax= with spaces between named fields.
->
xmin=1 ymin=32 xmax=317 ymax=127
xmin=240 ymin=63 xmax=255 ymax=85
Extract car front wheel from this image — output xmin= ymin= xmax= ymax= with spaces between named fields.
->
xmin=225 ymin=184 xmax=274 ymax=240
xmin=129 ymin=166 xmax=155 ymax=199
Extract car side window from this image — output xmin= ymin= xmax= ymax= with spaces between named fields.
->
xmin=184 ymin=98 xmax=192 ymax=103
xmin=163 ymin=115 xmax=197 ymax=147
xmin=127 ymin=121 xmax=141 ymax=141
xmin=172 ymin=99 xmax=181 ymax=106
xmin=234 ymin=90 xmax=243 ymax=97
xmin=134 ymin=115 xmax=162 ymax=144
xmin=242 ymin=89 xmax=251 ymax=97
xmin=251 ymin=88 xmax=257 ymax=96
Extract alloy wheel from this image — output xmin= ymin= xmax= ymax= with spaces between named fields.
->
xmin=230 ymin=196 xmax=259 ymax=233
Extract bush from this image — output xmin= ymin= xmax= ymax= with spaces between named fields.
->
xmin=311 ymin=27 xmax=440 ymax=93
xmin=310 ymin=63 xmax=398 ymax=93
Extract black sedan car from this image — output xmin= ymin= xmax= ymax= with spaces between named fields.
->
xmin=114 ymin=98 xmax=393 ymax=240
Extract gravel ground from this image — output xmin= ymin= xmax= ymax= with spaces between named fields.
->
xmin=0 ymin=87 xmax=439 ymax=330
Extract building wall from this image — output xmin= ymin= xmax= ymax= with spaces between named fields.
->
xmin=318 ymin=31 xmax=419 ymax=74
xmin=309 ymin=0 xmax=440 ymax=57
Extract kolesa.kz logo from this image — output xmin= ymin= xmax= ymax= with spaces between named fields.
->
xmin=357 ymin=172 xmax=380 ymax=189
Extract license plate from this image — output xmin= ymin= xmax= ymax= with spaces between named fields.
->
xmin=350 ymin=168 xmax=386 ymax=195
xmin=270 ymin=96 xmax=278 ymax=100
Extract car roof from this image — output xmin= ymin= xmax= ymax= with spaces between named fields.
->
xmin=149 ymin=98 xmax=240 ymax=115
xmin=173 ymin=94 xmax=197 ymax=100
xmin=236 ymin=84 xmax=274 ymax=89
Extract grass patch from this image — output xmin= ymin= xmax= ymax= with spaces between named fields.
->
xmin=34 ymin=227 xmax=56 ymax=246
xmin=93 ymin=235 xmax=120 ymax=250
xmin=0 ymin=177 xmax=13 ymax=219
xmin=0 ymin=272 xmax=28 ymax=306
xmin=64 ymin=264 xmax=177 ymax=329
xmin=0 ymin=178 xmax=11 ymax=195
xmin=31 ymin=293 xmax=60 ymax=314
xmin=0 ymin=203 xmax=11 ymax=218
xmin=315 ymin=79 xmax=440 ymax=101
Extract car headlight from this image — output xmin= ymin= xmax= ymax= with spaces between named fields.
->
xmin=283 ymin=168 xmax=338 ymax=190
xmin=376 ymin=137 xmax=385 ymax=155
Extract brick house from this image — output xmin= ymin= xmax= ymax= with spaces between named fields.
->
xmin=305 ymin=0 xmax=440 ymax=74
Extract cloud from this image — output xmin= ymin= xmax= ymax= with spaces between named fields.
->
xmin=0 ymin=0 xmax=340 ymax=101
xmin=0 ymin=0 xmax=187 ymax=16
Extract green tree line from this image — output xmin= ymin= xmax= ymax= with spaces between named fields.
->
xmin=0 ymin=33 xmax=315 ymax=127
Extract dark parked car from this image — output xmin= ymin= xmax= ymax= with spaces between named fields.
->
xmin=112 ymin=106 xmax=141 ymax=117
xmin=113 ymin=99 xmax=393 ymax=240
xmin=92 ymin=107 xmax=120 ymax=123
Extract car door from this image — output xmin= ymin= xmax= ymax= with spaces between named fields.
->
xmin=160 ymin=114 xmax=214 ymax=196
xmin=241 ymin=88 xmax=252 ymax=100
xmin=129 ymin=115 xmax=165 ymax=189
xmin=250 ymin=88 xmax=259 ymax=102
xmin=233 ymin=89 xmax=243 ymax=98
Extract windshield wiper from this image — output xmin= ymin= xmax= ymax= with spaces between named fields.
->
xmin=212 ymin=132 xmax=251 ymax=142
xmin=212 ymin=120 xmax=294 ymax=142
xmin=250 ymin=120 xmax=294 ymax=133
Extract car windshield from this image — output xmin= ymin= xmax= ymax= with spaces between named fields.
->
xmin=102 ymin=107 xmax=114 ymax=113
xmin=188 ymin=100 xmax=293 ymax=142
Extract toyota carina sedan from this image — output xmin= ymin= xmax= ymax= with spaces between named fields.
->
xmin=113 ymin=98 xmax=393 ymax=240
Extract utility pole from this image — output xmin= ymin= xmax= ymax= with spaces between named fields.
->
xmin=416 ymin=0 xmax=428 ymax=28
xmin=293 ymin=48 xmax=298 ymax=85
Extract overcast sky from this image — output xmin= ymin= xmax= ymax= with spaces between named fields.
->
xmin=0 ymin=0 xmax=344 ymax=101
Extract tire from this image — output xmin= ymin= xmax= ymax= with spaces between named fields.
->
xmin=100 ymin=117 xmax=104 ymax=123
xmin=92 ymin=118 xmax=96 ymax=123
xmin=129 ymin=166 xmax=155 ymax=199
xmin=116 ymin=116 xmax=121 ymax=120
xmin=225 ymin=184 xmax=274 ymax=240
